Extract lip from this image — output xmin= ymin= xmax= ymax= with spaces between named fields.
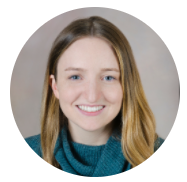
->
xmin=76 ymin=105 xmax=105 ymax=116
xmin=77 ymin=104 xmax=105 ymax=107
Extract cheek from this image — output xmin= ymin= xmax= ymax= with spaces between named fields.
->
xmin=58 ymin=84 xmax=81 ymax=106
xmin=103 ymin=84 xmax=123 ymax=104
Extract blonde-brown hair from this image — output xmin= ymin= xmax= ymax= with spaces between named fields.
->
xmin=41 ymin=16 xmax=157 ymax=168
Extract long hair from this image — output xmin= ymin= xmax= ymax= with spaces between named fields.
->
xmin=41 ymin=16 xmax=157 ymax=168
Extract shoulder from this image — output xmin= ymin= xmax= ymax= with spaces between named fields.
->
xmin=25 ymin=134 xmax=42 ymax=157
xmin=154 ymin=137 xmax=164 ymax=152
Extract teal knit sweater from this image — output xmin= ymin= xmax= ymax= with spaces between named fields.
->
xmin=25 ymin=127 xmax=164 ymax=177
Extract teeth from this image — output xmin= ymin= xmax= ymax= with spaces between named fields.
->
xmin=78 ymin=105 xmax=104 ymax=112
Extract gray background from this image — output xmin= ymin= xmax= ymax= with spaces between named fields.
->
xmin=10 ymin=7 xmax=179 ymax=139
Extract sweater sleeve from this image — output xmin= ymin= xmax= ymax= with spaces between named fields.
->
xmin=154 ymin=137 xmax=164 ymax=152
xmin=25 ymin=134 xmax=43 ymax=157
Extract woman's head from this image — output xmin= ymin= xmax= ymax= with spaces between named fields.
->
xmin=41 ymin=16 xmax=156 ymax=168
xmin=45 ymin=16 xmax=138 ymax=132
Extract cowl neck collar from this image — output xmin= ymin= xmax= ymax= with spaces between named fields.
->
xmin=54 ymin=126 xmax=131 ymax=177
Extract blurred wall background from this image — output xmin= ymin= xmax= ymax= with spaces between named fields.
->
xmin=10 ymin=7 xmax=179 ymax=139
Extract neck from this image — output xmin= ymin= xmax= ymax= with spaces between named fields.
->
xmin=67 ymin=122 xmax=113 ymax=146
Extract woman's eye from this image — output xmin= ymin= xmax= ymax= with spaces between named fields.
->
xmin=70 ymin=75 xmax=81 ymax=80
xmin=103 ymin=76 xmax=115 ymax=81
xmin=69 ymin=75 xmax=115 ymax=81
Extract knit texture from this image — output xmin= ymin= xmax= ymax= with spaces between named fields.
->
xmin=25 ymin=127 xmax=164 ymax=177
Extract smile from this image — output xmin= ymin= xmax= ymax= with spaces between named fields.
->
xmin=76 ymin=105 xmax=105 ymax=116
xmin=78 ymin=105 xmax=104 ymax=112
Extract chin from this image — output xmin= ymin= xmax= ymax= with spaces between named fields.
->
xmin=79 ymin=123 xmax=104 ymax=132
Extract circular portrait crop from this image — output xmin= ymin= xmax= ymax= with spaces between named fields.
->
xmin=10 ymin=7 xmax=180 ymax=177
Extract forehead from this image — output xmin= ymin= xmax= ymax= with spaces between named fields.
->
xmin=57 ymin=37 xmax=119 ymax=69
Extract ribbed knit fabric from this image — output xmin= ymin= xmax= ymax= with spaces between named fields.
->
xmin=69 ymin=141 xmax=105 ymax=167
xmin=53 ymin=126 xmax=131 ymax=176
xmin=25 ymin=127 xmax=164 ymax=177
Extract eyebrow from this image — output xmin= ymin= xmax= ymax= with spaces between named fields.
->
xmin=65 ymin=67 xmax=120 ymax=72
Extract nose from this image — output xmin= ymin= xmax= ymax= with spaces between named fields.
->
xmin=84 ymin=80 xmax=101 ymax=103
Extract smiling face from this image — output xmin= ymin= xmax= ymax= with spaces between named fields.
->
xmin=50 ymin=37 xmax=123 ymax=133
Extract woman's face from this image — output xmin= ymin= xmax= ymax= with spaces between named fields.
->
xmin=50 ymin=37 xmax=123 ymax=132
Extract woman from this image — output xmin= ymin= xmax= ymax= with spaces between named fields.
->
xmin=25 ymin=16 xmax=164 ymax=177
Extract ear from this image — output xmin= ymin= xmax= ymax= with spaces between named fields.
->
xmin=49 ymin=75 xmax=59 ymax=99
